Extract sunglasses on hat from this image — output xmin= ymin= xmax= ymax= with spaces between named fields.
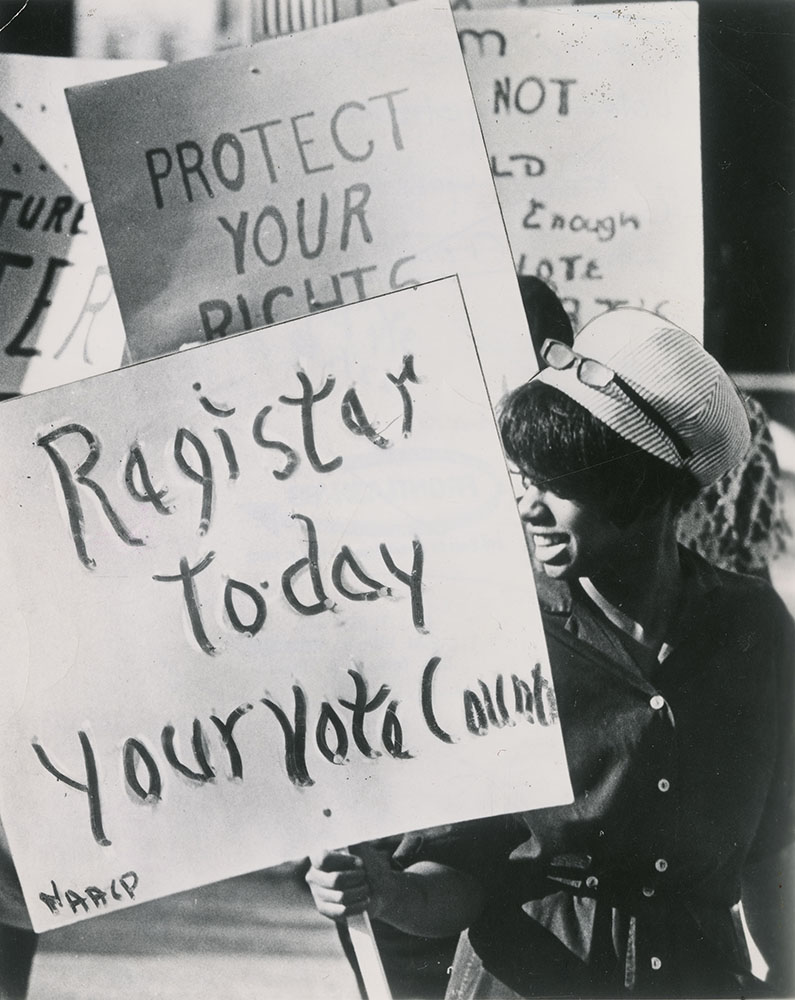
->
xmin=540 ymin=339 xmax=693 ymax=462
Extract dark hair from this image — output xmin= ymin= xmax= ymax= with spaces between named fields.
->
xmin=499 ymin=380 xmax=700 ymax=528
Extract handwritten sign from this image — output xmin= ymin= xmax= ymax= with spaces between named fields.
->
xmin=0 ymin=278 xmax=571 ymax=932
xmin=66 ymin=0 xmax=535 ymax=401
xmin=0 ymin=55 xmax=162 ymax=399
xmin=457 ymin=2 xmax=702 ymax=335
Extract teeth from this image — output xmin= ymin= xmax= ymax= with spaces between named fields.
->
xmin=534 ymin=535 xmax=565 ymax=547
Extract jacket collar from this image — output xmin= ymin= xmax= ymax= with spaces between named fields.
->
xmin=533 ymin=544 xmax=723 ymax=618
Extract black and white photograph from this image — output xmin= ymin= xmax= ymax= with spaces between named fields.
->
xmin=0 ymin=1 xmax=793 ymax=997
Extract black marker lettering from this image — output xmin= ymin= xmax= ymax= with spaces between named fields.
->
xmin=212 ymin=132 xmax=246 ymax=191
xmin=224 ymin=578 xmax=267 ymax=635
xmin=153 ymin=551 xmax=217 ymax=655
xmin=240 ymin=120 xmax=282 ymax=184
xmin=65 ymin=889 xmax=89 ymax=914
xmin=368 ymin=88 xmax=408 ymax=151
xmin=145 ymin=148 xmax=172 ymax=209
xmin=279 ymin=372 xmax=342 ymax=474
xmin=218 ymin=212 xmax=248 ymax=275
xmin=39 ymin=881 xmax=63 ymax=914
xmin=124 ymin=445 xmax=172 ymax=515
xmin=215 ymin=428 xmax=240 ymax=480
xmin=263 ymin=285 xmax=294 ymax=324
xmin=119 ymin=871 xmax=139 ymax=899
xmin=199 ymin=299 xmax=234 ymax=340
xmin=315 ymin=702 xmax=349 ymax=764
xmin=332 ymin=545 xmax=388 ymax=601
xmin=123 ymin=738 xmax=162 ymax=802
xmin=42 ymin=195 xmax=74 ymax=233
xmin=305 ymin=273 xmax=344 ymax=312
xmin=32 ymin=730 xmax=110 ymax=846
xmin=281 ymin=514 xmax=331 ymax=616
xmin=37 ymin=423 xmax=143 ymax=569
xmin=421 ymin=656 xmax=453 ymax=744
xmin=176 ymin=140 xmax=214 ymax=202
xmin=464 ymin=691 xmax=488 ymax=735
xmin=380 ymin=539 xmax=425 ymax=631
xmin=338 ymin=668 xmax=390 ymax=759
xmin=330 ymin=102 xmax=373 ymax=162
xmin=386 ymin=354 xmax=420 ymax=436
xmin=162 ymin=719 xmax=215 ymax=783
xmin=174 ymin=427 xmax=214 ymax=535
xmin=85 ymin=886 xmax=108 ymax=909
xmin=261 ymin=686 xmax=314 ymax=787
xmin=253 ymin=205 xmax=288 ymax=266
xmin=297 ymin=193 xmax=328 ymax=260
xmin=7 ymin=255 xmax=72 ymax=357
xmin=54 ymin=265 xmax=115 ymax=363
xmin=382 ymin=700 xmax=412 ymax=759
xmin=340 ymin=182 xmax=372 ymax=251
xmin=341 ymin=388 xmax=390 ymax=448
xmin=252 ymin=404 xmax=300 ymax=480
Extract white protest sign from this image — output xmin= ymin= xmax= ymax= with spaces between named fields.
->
xmin=0 ymin=55 xmax=162 ymax=399
xmin=66 ymin=0 xmax=535 ymax=401
xmin=457 ymin=2 xmax=702 ymax=335
xmin=0 ymin=278 xmax=571 ymax=933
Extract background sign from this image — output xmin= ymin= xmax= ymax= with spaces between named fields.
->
xmin=66 ymin=0 xmax=536 ymax=401
xmin=457 ymin=2 xmax=702 ymax=335
xmin=0 ymin=55 xmax=161 ymax=399
xmin=0 ymin=278 xmax=571 ymax=933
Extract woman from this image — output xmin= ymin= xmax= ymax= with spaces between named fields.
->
xmin=307 ymin=308 xmax=794 ymax=998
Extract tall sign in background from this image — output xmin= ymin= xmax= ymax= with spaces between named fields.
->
xmin=0 ymin=55 xmax=161 ymax=399
xmin=249 ymin=0 xmax=702 ymax=336
xmin=457 ymin=2 xmax=702 ymax=334
xmin=66 ymin=0 xmax=536 ymax=400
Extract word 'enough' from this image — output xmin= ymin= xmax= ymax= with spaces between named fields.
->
xmin=31 ymin=658 xmax=557 ymax=847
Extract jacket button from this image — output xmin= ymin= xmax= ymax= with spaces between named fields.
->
xmin=642 ymin=886 xmax=655 ymax=898
xmin=655 ymin=858 xmax=668 ymax=873
xmin=585 ymin=876 xmax=599 ymax=889
xmin=657 ymin=778 xmax=671 ymax=793
xmin=650 ymin=694 xmax=665 ymax=710
xmin=651 ymin=957 xmax=662 ymax=971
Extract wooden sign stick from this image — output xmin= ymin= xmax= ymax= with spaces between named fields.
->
xmin=346 ymin=911 xmax=393 ymax=1000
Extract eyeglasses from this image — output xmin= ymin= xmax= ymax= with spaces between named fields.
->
xmin=540 ymin=339 xmax=692 ymax=462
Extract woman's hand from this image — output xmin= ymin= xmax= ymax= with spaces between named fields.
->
xmin=306 ymin=842 xmax=485 ymax=939
xmin=305 ymin=844 xmax=393 ymax=922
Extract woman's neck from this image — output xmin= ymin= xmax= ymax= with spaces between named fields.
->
xmin=583 ymin=508 xmax=684 ymax=644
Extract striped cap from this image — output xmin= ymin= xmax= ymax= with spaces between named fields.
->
xmin=534 ymin=308 xmax=751 ymax=486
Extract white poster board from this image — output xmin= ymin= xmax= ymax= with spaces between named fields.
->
xmin=66 ymin=0 xmax=535 ymax=401
xmin=0 ymin=278 xmax=571 ymax=933
xmin=0 ymin=55 xmax=161 ymax=398
xmin=457 ymin=2 xmax=702 ymax=335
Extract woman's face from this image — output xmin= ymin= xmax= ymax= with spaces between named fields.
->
xmin=510 ymin=469 xmax=625 ymax=580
